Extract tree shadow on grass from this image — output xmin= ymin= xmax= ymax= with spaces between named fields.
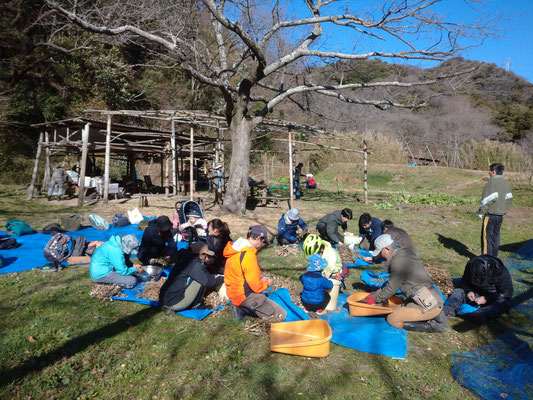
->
xmin=0 ymin=307 xmax=158 ymax=388
xmin=436 ymin=233 xmax=476 ymax=259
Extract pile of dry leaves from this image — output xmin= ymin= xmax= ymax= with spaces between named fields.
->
xmin=262 ymin=271 xmax=302 ymax=306
xmin=137 ymin=277 xmax=167 ymax=301
xmin=337 ymin=246 xmax=357 ymax=264
xmin=203 ymin=290 xmax=229 ymax=318
xmin=424 ymin=262 xmax=455 ymax=295
xmin=89 ymin=284 xmax=124 ymax=300
xmin=244 ymin=315 xmax=284 ymax=336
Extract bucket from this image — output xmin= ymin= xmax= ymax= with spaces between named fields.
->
xmin=344 ymin=233 xmax=361 ymax=250
xmin=325 ymin=279 xmax=341 ymax=311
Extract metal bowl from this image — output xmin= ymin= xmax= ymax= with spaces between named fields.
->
xmin=144 ymin=265 xmax=163 ymax=276
xmin=134 ymin=270 xmax=153 ymax=282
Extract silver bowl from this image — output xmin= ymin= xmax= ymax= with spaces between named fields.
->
xmin=143 ymin=265 xmax=163 ymax=276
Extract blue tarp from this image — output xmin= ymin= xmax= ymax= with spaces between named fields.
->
xmin=0 ymin=225 xmax=146 ymax=274
xmin=451 ymin=240 xmax=533 ymax=399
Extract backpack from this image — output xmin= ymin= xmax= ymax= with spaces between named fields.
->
xmin=60 ymin=215 xmax=82 ymax=231
xmin=6 ymin=220 xmax=35 ymax=236
xmin=0 ymin=238 xmax=20 ymax=250
xmin=88 ymin=214 xmax=110 ymax=230
xmin=112 ymin=213 xmax=131 ymax=227
xmin=44 ymin=233 xmax=72 ymax=262
xmin=42 ymin=223 xmax=63 ymax=235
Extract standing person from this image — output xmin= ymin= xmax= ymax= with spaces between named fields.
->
xmin=293 ymin=162 xmax=305 ymax=199
xmin=47 ymin=165 xmax=66 ymax=201
xmin=223 ymin=225 xmax=287 ymax=321
xmin=316 ymin=208 xmax=353 ymax=247
xmin=443 ymin=255 xmax=513 ymax=324
xmin=213 ymin=163 xmax=224 ymax=204
xmin=159 ymin=243 xmax=224 ymax=314
xmin=206 ymin=219 xmax=232 ymax=274
xmin=137 ymin=216 xmax=179 ymax=264
xmin=478 ymin=163 xmax=513 ymax=257
xmin=89 ymin=234 xmax=141 ymax=288
xmin=300 ymin=254 xmax=333 ymax=315
xmin=358 ymin=212 xmax=383 ymax=251
xmin=277 ymin=208 xmax=308 ymax=245
xmin=359 ymin=234 xmax=447 ymax=332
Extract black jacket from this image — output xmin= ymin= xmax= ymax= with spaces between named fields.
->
xmin=137 ymin=220 xmax=178 ymax=264
xmin=459 ymin=256 xmax=513 ymax=303
xmin=317 ymin=210 xmax=347 ymax=244
xmin=206 ymin=234 xmax=231 ymax=274
xmin=159 ymin=253 xmax=224 ymax=308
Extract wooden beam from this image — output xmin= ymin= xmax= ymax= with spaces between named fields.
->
xmin=189 ymin=125 xmax=194 ymax=201
xmin=103 ymin=114 xmax=112 ymax=204
xmin=288 ymin=127 xmax=294 ymax=209
xmin=43 ymin=131 xmax=51 ymax=189
xmin=27 ymin=132 xmax=43 ymax=200
xmin=363 ymin=141 xmax=368 ymax=205
xmin=78 ymin=123 xmax=90 ymax=207
xmin=171 ymin=119 xmax=177 ymax=194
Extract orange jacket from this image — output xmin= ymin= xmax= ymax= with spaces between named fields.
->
xmin=223 ymin=238 xmax=269 ymax=306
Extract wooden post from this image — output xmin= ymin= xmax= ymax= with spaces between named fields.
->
xmin=78 ymin=123 xmax=90 ymax=207
xmin=363 ymin=140 xmax=368 ymax=205
xmin=189 ymin=125 xmax=194 ymax=201
xmin=171 ymin=119 xmax=177 ymax=194
xmin=288 ymin=127 xmax=294 ymax=208
xmin=215 ymin=120 xmax=220 ymax=165
xmin=426 ymin=145 xmax=437 ymax=167
xmin=43 ymin=131 xmax=51 ymax=189
xmin=27 ymin=132 xmax=44 ymax=200
xmin=103 ymin=114 xmax=112 ymax=204
xmin=165 ymin=143 xmax=170 ymax=196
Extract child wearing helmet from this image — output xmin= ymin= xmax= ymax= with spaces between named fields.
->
xmin=300 ymin=254 xmax=333 ymax=315
xmin=303 ymin=234 xmax=343 ymax=279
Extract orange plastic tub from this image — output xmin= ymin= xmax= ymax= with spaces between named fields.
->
xmin=346 ymin=292 xmax=403 ymax=317
xmin=270 ymin=320 xmax=332 ymax=358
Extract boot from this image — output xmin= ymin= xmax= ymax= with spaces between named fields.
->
xmin=403 ymin=320 xmax=446 ymax=333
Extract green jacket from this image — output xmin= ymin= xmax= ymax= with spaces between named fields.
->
xmin=478 ymin=175 xmax=512 ymax=216
xmin=373 ymin=247 xmax=434 ymax=303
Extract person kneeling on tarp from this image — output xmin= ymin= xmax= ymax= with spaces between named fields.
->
xmin=443 ymin=255 xmax=513 ymax=325
xmin=277 ymin=208 xmax=308 ymax=245
xmin=300 ymin=255 xmax=333 ymax=315
xmin=159 ymin=243 xmax=224 ymax=314
xmin=137 ymin=216 xmax=178 ymax=265
xmin=224 ymin=225 xmax=287 ymax=322
xmin=359 ymin=234 xmax=448 ymax=333
xmin=90 ymin=234 xmax=141 ymax=289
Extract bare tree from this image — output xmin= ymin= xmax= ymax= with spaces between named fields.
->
xmin=44 ymin=0 xmax=495 ymax=213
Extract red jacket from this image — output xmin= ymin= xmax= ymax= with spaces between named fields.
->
xmin=223 ymin=238 xmax=268 ymax=306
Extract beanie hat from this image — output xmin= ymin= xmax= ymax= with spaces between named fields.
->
xmin=121 ymin=234 xmax=140 ymax=255
xmin=307 ymin=254 xmax=327 ymax=272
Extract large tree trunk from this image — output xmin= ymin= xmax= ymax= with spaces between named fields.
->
xmin=224 ymin=115 xmax=252 ymax=214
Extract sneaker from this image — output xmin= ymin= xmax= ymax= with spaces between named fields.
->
xmin=56 ymin=262 xmax=64 ymax=271
xmin=162 ymin=306 xmax=175 ymax=316
xmin=315 ymin=309 xmax=327 ymax=316
xmin=40 ymin=263 xmax=58 ymax=272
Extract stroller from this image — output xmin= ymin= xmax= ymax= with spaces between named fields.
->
xmin=174 ymin=200 xmax=206 ymax=243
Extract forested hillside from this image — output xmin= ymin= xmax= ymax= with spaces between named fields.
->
xmin=1 ymin=1 xmax=532 ymax=181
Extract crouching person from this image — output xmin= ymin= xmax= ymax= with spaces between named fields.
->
xmin=224 ymin=225 xmax=287 ymax=322
xmin=89 ymin=235 xmax=141 ymax=289
xmin=359 ymin=234 xmax=447 ymax=332
xmin=443 ymin=255 xmax=513 ymax=324
xmin=301 ymin=255 xmax=333 ymax=315
xmin=159 ymin=243 xmax=224 ymax=314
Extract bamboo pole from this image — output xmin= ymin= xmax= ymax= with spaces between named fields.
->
xmin=27 ymin=132 xmax=44 ymax=200
xmin=288 ymin=127 xmax=294 ymax=208
xmin=43 ymin=131 xmax=50 ymax=189
xmin=103 ymin=114 xmax=112 ymax=204
xmin=171 ymin=119 xmax=177 ymax=194
xmin=189 ymin=125 xmax=194 ymax=201
xmin=165 ymin=143 xmax=170 ymax=196
xmin=78 ymin=123 xmax=90 ymax=207
xmin=363 ymin=140 xmax=368 ymax=205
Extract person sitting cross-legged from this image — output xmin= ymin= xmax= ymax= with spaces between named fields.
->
xmin=443 ymin=254 xmax=513 ymax=325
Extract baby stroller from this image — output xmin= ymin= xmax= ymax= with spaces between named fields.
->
xmin=174 ymin=200 xmax=206 ymax=243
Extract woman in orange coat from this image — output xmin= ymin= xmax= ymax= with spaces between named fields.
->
xmin=224 ymin=225 xmax=287 ymax=322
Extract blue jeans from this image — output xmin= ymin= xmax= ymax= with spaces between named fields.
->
xmin=444 ymin=288 xmax=512 ymax=323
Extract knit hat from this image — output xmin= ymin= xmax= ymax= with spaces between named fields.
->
xmin=121 ymin=234 xmax=140 ymax=255
xmin=186 ymin=209 xmax=202 ymax=218
xmin=307 ymin=254 xmax=327 ymax=272
xmin=286 ymin=208 xmax=300 ymax=221
xmin=156 ymin=216 xmax=172 ymax=234
xmin=371 ymin=234 xmax=394 ymax=257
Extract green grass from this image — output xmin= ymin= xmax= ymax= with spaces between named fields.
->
xmin=0 ymin=165 xmax=532 ymax=399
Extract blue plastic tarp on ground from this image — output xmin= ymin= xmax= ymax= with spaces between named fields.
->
xmin=268 ymin=288 xmax=309 ymax=322
xmin=0 ymin=225 xmax=145 ymax=274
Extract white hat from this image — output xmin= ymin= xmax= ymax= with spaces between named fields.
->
xmin=306 ymin=174 xmax=313 ymax=177
xmin=371 ymin=234 xmax=394 ymax=257
xmin=214 ymin=163 xmax=223 ymax=170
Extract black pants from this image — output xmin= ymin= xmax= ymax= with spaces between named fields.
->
xmin=316 ymin=222 xmax=335 ymax=245
xmin=481 ymin=214 xmax=503 ymax=257
xmin=302 ymin=292 xmax=331 ymax=312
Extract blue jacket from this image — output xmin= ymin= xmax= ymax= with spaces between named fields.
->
xmin=300 ymin=272 xmax=333 ymax=304
xmin=359 ymin=217 xmax=382 ymax=250
xmin=89 ymin=235 xmax=136 ymax=280
xmin=278 ymin=215 xmax=307 ymax=243
xmin=137 ymin=220 xmax=178 ymax=263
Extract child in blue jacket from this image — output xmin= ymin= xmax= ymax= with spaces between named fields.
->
xmin=300 ymin=254 xmax=333 ymax=314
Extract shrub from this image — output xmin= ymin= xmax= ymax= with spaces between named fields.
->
xmin=459 ymin=139 xmax=528 ymax=171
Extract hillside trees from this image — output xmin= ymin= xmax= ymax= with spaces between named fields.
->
xmin=44 ymin=0 xmax=495 ymax=213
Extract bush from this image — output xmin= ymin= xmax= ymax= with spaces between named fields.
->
xmin=459 ymin=139 xmax=528 ymax=171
